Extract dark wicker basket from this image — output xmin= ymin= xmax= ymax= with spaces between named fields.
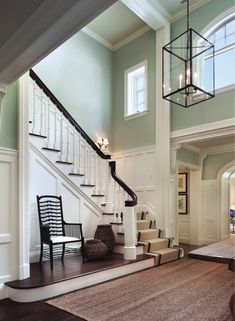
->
xmin=83 ymin=239 xmax=108 ymax=261
xmin=94 ymin=224 xmax=115 ymax=252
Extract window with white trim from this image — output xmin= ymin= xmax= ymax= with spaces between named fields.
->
xmin=203 ymin=13 xmax=235 ymax=90
xmin=124 ymin=61 xmax=147 ymax=119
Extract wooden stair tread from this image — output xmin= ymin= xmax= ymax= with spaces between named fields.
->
xmin=69 ymin=173 xmax=84 ymax=177
xmin=56 ymin=160 xmax=73 ymax=165
xmin=80 ymin=184 xmax=95 ymax=187
xmin=101 ymin=203 xmax=106 ymax=207
xmin=91 ymin=194 xmax=105 ymax=197
xmin=102 ymin=212 xmax=114 ymax=216
xmin=29 ymin=133 xmax=47 ymax=138
xmin=110 ymin=222 xmax=123 ymax=225
xmin=42 ymin=147 xmax=60 ymax=152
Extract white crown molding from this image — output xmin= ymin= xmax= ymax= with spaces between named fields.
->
xmin=171 ymin=118 xmax=235 ymax=144
xmin=201 ymin=143 xmax=235 ymax=155
xmin=112 ymin=144 xmax=156 ymax=157
xmin=182 ymin=144 xmax=201 ymax=154
xmin=83 ymin=24 xmax=151 ymax=51
xmin=113 ymin=25 xmax=151 ymax=51
xmin=82 ymin=28 xmax=114 ymax=50
xmin=171 ymin=0 xmax=211 ymax=22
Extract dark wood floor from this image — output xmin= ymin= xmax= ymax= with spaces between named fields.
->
xmin=0 ymin=244 xmax=201 ymax=321
xmin=6 ymin=253 xmax=150 ymax=289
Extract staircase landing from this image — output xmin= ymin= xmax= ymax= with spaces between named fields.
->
xmin=5 ymin=253 xmax=155 ymax=302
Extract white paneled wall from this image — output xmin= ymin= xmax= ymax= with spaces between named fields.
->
xmin=0 ymin=148 xmax=18 ymax=299
xmin=201 ymin=180 xmax=218 ymax=244
xmin=113 ymin=146 xmax=157 ymax=219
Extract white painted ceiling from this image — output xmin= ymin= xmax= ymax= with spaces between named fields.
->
xmin=86 ymin=0 xmax=209 ymax=47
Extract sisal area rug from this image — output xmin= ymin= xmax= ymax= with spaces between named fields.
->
xmin=47 ymin=258 xmax=235 ymax=321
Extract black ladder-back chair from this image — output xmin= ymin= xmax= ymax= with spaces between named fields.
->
xmin=37 ymin=195 xmax=85 ymax=270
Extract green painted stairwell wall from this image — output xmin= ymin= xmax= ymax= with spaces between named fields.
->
xmin=0 ymin=82 xmax=18 ymax=149
xmin=171 ymin=0 xmax=235 ymax=131
xmin=112 ymin=30 xmax=156 ymax=152
xmin=34 ymin=31 xmax=113 ymax=147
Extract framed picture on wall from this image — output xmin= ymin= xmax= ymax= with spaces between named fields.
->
xmin=178 ymin=173 xmax=187 ymax=193
xmin=178 ymin=194 xmax=187 ymax=214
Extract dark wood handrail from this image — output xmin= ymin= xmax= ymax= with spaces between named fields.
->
xmin=109 ymin=161 xmax=137 ymax=207
xmin=30 ymin=69 xmax=111 ymax=160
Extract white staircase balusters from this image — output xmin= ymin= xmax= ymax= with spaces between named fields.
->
xmin=94 ymin=155 xmax=99 ymax=194
xmin=79 ymin=137 xmax=85 ymax=175
xmin=40 ymin=94 xmax=47 ymax=136
xmin=54 ymin=108 xmax=61 ymax=151
xmin=105 ymin=165 xmax=114 ymax=213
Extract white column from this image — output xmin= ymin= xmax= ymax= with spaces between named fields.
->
xmin=190 ymin=154 xmax=207 ymax=245
xmin=123 ymin=206 xmax=136 ymax=260
xmin=155 ymin=25 xmax=171 ymax=237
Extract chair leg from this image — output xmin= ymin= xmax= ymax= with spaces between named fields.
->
xmin=49 ymin=244 xmax=53 ymax=270
xmin=62 ymin=244 xmax=65 ymax=260
xmin=39 ymin=242 xmax=43 ymax=264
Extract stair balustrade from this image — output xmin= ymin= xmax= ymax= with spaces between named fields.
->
xmin=28 ymin=69 xmax=138 ymax=260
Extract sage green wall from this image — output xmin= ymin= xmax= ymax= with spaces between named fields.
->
xmin=34 ymin=31 xmax=113 ymax=144
xmin=202 ymin=152 xmax=235 ymax=180
xmin=0 ymin=82 xmax=18 ymax=149
xmin=177 ymin=148 xmax=200 ymax=166
xmin=171 ymin=0 xmax=235 ymax=131
xmin=112 ymin=30 xmax=156 ymax=152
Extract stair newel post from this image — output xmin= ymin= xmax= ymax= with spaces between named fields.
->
xmin=123 ymin=206 xmax=137 ymax=260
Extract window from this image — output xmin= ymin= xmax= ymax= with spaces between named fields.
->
xmin=202 ymin=13 xmax=235 ymax=91
xmin=124 ymin=61 xmax=147 ymax=119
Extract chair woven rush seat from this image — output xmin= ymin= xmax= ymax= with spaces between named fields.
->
xmin=37 ymin=195 xmax=85 ymax=270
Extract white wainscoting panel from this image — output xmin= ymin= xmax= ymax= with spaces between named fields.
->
xmin=113 ymin=146 xmax=157 ymax=220
xmin=201 ymin=180 xmax=218 ymax=244
xmin=178 ymin=217 xmax=190 ymax=243
xmin=0 ymin=148 xmax=18 ymax=299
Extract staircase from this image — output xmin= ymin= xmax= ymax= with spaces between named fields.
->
xmin=28 ymin=69 xmax=183 ymax=265
xmin=28 ymin=69 xmax=137 ymax=261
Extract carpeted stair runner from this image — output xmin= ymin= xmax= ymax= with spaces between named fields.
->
xmin=137 ymin=212 xmax=182 ymax=265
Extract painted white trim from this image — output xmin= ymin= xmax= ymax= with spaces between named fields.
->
xmin=182 ymin=144 xmax=201 ymax=154
xmin=178 ymin=160 xmax=200 ymax=171
xmin=114 ymin=25 xmax=151 ymax=51
xmin=202 ymin=143 xmax=235 ymax=155
xmin=18 ymin=73 xmax=30 ymax=280
xmin=124 ymin=110 xmax=148 ymax=121
xmin=171 ymin=118 xmax=235 ymax=144
xmin=215 ymin=84 xmax=235 ymax=96
xmin=0 ymin=234 xmax=11 ymax=244
xmin=83 ymin=25 xmax=151 ymax=51
xmin=7 ymin=257 xmax=155 ymax=302
xmin=121 ymin=0 xmax=169 ymax=30
xmin=82 ymin=28 xmax=114 ymax=50
xmin=0 ymin=147 xmax=17 ymax=155
xmin=112 ymin=144 xmax=155 ymax=157
xmin=171 ymin=0 xmax=211 ymax=22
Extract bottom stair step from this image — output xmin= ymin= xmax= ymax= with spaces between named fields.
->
xmin=150 ymin=248 xmax=181 ymax=265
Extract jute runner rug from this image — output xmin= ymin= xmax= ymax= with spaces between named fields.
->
xmin=47 ymin=258 xmax=235 ymax=321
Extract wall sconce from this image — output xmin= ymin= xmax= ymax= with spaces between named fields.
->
xmin=97 ymin=137 xmax=109 ymax=150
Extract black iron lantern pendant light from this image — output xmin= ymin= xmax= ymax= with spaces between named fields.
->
xmin=162 ymin=0 xmax=215 ymax=108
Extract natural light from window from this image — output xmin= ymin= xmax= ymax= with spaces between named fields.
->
xmin=124 ymin=61 xmax=147 ymax=119
xmin=203 ymin=14 xmax=235 ymax=91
